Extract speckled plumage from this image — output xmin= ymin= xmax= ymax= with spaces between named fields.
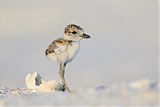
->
xmin=45 ymin=38 xmax=79 ymax=63
xmin=45 ymin=38 xmax=72 ymax=55
xmin=45 ymin=24 xmax=90 ymax=92
xmin=64 ymin=24 xmax=83 ymax=34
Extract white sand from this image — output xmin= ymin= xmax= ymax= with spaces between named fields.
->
xmin=0 ymin=79 xmax=158 ymax=107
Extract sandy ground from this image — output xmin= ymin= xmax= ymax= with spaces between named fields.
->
xmin=0 ymin=79 xmax=159 ymax=107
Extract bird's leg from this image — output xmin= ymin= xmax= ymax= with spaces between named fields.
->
xmin=62 ymin=63 xmax=72 ymax=92
xmin=59 ymin=64 xmax=63 ymax=84
xmin=59 ymin=63 xmax=65 ymax=86
xmin=59 ymin=63 xmax=71 ymax=92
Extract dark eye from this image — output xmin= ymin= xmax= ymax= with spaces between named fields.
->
xmin=72 ymin=31 xmax=77 ymax=34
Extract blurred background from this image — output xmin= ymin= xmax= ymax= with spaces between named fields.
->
xmin=0 ymin=0 xmax=158 ymax=90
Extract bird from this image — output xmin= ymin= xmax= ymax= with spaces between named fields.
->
xmin=45 ymin=24 xmax=91 ymax=92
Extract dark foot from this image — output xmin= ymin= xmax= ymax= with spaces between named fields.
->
xmin=55 ymin=83 xmax=65 ymax=91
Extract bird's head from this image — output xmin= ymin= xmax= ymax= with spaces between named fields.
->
xmin=63 ymin=24 xmax=91 ymax=41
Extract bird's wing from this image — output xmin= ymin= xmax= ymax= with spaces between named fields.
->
xmin=45 ymin=38 xmax=71 ymax=55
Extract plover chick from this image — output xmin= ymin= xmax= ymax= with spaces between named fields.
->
xmin=45 ymin=24 xmax=91 ymax=92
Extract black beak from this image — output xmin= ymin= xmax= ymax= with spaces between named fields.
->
xmin=81 ymin=33 xmax=91 ymax=39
